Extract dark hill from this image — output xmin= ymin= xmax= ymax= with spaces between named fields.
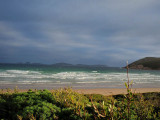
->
xmin=128 ymin=57 xmax=160 ymax=70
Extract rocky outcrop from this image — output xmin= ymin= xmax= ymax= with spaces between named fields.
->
xmin=129 ymin=65 xmax=151 ymax=70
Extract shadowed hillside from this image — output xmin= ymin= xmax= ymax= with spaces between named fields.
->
xmin=128 ymin=57 xmax=160 ymax=70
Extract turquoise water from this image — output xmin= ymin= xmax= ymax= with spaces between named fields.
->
xmin=0 ymin=64 xmax=160 ymax=89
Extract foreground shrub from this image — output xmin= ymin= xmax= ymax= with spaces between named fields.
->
xmin=0 ymin=89 xmax=58 ymax=120
xmin=21 ymin=102 xmax=60 ymax=119
xmin=0 ymin=88 xmax=160 ymax=120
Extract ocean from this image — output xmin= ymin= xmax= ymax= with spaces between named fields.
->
xmin=0 ymin=64 xmax=160 ymax=89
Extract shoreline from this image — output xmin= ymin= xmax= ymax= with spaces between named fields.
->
xmin=0 ymin=82 xmax=160 ymax=89
xmin=1 ymin=87 xmax=160 ymax=96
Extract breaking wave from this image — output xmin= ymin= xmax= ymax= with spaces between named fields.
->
xmin=0 ymin=69 xmax=160 ymax=87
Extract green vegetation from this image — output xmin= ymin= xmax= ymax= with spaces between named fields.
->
xmin=128 ymin=57 xmax=160 ymax=70
xmin=0 ymin=88 xmax=160 ymax=120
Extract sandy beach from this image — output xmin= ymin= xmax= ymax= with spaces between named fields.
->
xmin=75 ymin=88 xmax=160 ymax=96
xmin=1 ymin=87 xmax=160 ymax=96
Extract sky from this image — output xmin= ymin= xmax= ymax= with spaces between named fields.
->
xmin=0 ymin=0 xmax=160 ymax=67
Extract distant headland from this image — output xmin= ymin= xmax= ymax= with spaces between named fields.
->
xmin=0 ymin=62 xmax=109 ymax=68
xmin=128 ymin=57 xmax=160 ymax=70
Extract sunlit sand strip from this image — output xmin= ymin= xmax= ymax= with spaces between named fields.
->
xmin=1 ymin=88 xmax=160 ymax=96
xmin=74 ymin=88 xmax=160 ymax=96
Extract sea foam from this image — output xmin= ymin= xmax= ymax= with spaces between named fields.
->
xmin=0 ymin=69 xmax=160 ymax=87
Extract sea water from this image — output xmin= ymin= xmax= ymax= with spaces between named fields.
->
xmin=0 ymin=64 xmax=160 ymax=89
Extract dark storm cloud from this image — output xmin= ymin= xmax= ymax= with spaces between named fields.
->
xmin=0 ymin=0 xmax=160 ymax=66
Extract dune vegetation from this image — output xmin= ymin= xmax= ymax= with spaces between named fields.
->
xmin=0 ymin=87 xmax=160 ymax=120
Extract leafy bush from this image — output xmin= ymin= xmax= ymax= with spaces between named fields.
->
xmin=21 ymin=102 xmax=60 ymax=119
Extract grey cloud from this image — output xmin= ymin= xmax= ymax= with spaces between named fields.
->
xmin=0 ymin=0 xmax=160 ymax=66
